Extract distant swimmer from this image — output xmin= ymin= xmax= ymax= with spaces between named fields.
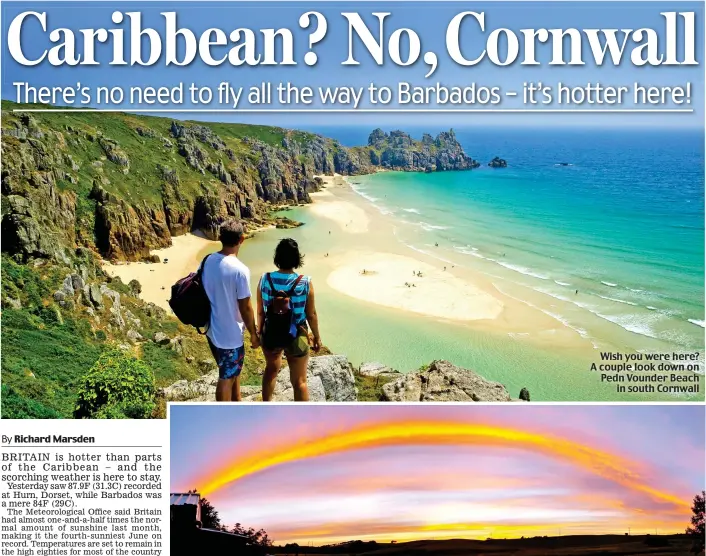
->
xmin=443 ymin=266 xmax=446 ymax=271
xmin=575 ymin=289 xmax=579 ymax=295
xmin=435 ymin=243 xmax=439 ymax=247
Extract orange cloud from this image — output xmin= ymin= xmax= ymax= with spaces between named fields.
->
xmin=196 ymin=419 xmax=688 ymax=512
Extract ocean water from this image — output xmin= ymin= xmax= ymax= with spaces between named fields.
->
xmin=348 ymin=128 xmax=705 ymax=353
xmin=238 ymin=127 xmax=704 ymax=401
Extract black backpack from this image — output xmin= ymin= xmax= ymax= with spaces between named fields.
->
xmin=169 ymin=254 xmax=212 ymax=334
xmin=262 ymin=273 xmax=304 ymax=348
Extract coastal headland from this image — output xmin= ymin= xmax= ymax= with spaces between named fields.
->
xmin=2 ymin=102 xmax=702 ymax=414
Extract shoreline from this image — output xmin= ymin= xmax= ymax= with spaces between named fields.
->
xmin=101 ymin=174 xmax=594 ymax=348
xmin=101 ymin=172 xmax=701 ymax=359
xmin=100 ymin=172 xmax=703 ymax=400
xmin=310 ymin=175 xmax=595 ymax=350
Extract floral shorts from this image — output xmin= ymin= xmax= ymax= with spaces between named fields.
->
xmin=207 ymin=339 xmax=245 ymax=380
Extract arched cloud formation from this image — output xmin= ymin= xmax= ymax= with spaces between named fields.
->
xmin=196 ymin=419 xmax=687 ymax=512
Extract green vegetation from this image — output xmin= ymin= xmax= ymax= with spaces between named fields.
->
xmin=354 ymin=372 xmax=396 ymax=401
xmin=1 ymin=254 xmax=212 ymax=418
xmin=74 ymin=348 xmax=155 ymax=419
xmin=1 ymin=100 xmax=335 ymax=214
xmin=1 ymin=103 xmax=337 ymax=417
xmin=1 ymin=103 xmax=386 ymax=416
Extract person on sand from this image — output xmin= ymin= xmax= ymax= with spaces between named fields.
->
xmin=202 ymin=220 xmax=259 ymax=402
xmin=257 ymin=238 xmax=322 ymax=402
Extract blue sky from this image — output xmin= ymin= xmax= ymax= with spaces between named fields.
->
xmin=2 ymin=1 xmax=704 ymax=129
xmin=170 ymin=405 xmax=704 ymax=544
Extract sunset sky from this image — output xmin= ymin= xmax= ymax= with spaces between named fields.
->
xmin=170 ymin=405 xmax=703 ymax=546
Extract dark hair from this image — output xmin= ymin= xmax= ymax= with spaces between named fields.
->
xmin=219 ymin=219 xmax=244 ymax=247
xmin=274 ymin=238 xmax=303 ymax=269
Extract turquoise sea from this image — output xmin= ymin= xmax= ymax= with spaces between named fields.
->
xmin=241 ymin=127 xmax=704 ymax=400
xmin=347 ymin=127 xmax=705 ymax=350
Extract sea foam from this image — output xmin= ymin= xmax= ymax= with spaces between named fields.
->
xmin=419 ymin=221 xmax=449 ymax=231
xmin=597 ymin=295 xmax=638 ymax=306
xmin=496 ymin=261 xmax=550 ymax=280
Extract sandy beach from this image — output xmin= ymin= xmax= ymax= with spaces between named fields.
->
xmin=102 ymin=173 xmax=587 ymax=346
xmin=327 ymin=251 xmax=503 ymax=321
xmin=310 ymin=175 xmax=369 ymax=233
xmin=102 ymin=232 xmax=219 ymax=311
xmin=97 ymin=171 xmax=667 ymax=400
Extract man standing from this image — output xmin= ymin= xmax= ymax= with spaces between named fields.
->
xmin=201 ymin=220 xmax=259 ymax=401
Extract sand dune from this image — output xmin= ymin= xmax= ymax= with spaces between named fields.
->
xmin=327 ymin=251 xmax=504 ymax=322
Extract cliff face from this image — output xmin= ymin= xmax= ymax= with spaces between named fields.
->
xmin=1 ymin=104 xmax=478 ymax=263
xmin=352 ymin=128 xmax=480 ymax=172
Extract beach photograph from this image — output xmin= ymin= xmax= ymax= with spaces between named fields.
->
xmin=1 ymin=107 xmax=704 ymax=416
xmin=1 ymin=1 xmax=704 ymax=416
xmin=169 ymin=404 xmax=706 ymax=554
xmin=108 ymin=126 xmax=704 ymax=403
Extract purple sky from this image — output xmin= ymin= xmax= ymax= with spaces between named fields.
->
xmin=170 ymin=405 xmax=703 ymax=545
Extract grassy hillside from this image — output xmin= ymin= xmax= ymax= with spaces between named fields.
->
xmin=0 ymin=252 xmax=270 ymax=418
xmin=1 ymin=101 xmax=357 ymax=261
xmin=1 ymin=105 xmax=337 ymax=417
xmin=1 ymin=104 xmax=476 ymax=416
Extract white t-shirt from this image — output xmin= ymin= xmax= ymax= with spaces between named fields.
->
xmin=201 ymin=252 xmax=251 ymax=349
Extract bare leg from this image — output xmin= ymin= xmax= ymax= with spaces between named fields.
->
xmin=262 ymin=350 xmax=283 ymax=401
xmin=231 ymin=376 xmax=241 ymax=401
xmin=216 ymin=378 xmax=234 ymax=402
xmin=287 ymin=353 xmax=309 ymax=401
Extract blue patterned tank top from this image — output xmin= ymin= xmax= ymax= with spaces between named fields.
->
xmin=260 ymin=272 xmax=310 ymax=326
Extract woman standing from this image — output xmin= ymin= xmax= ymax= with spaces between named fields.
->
xmin=257 ymin=238 xmax=322 ymax=401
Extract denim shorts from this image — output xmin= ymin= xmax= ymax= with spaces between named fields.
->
xmin=207 ymin=339 xmax=245 ymax=380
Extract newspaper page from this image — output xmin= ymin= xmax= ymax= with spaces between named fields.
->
xmin=1 ymin=1 xmax=704 ymax=555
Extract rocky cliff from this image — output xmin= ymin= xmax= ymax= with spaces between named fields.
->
xmin=1 ymin=104 xmax=480 ymax=263
xmin=352 ymin=128 xmax=480 ymax=172
xmin=1 ymin=106 xmax=344 ymax=262
xmin=1 ymin=103 xmax=499 ymax=417
xmin=161 ymin=357 xmax=526 ymax=403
